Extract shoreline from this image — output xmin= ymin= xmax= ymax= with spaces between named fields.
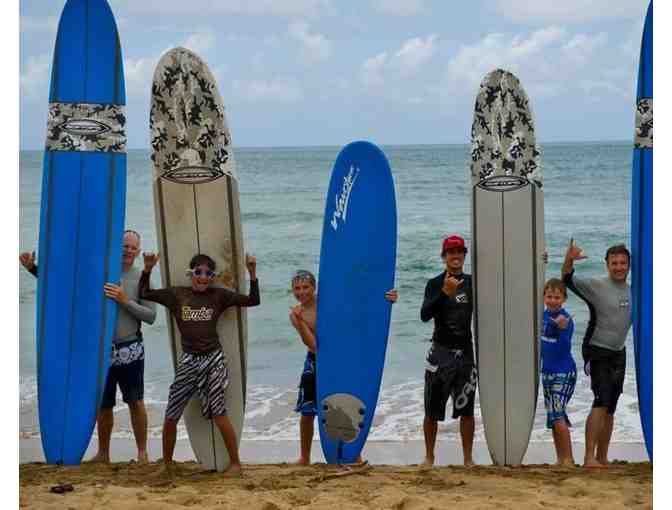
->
xmin=20 ymin=438 xmax=649 ymax=466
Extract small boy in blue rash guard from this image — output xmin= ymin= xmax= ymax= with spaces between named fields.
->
xmin=540 ymin=278 xmax=576 ymax=466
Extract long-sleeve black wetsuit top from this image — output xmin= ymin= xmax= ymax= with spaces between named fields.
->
xmin=139 ymin=270 xmax=260 ymax=354
xmin=420 ymin=271 xmax=474 ymax=358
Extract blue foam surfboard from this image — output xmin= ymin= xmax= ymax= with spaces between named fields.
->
xmin=316 ymin=141 xmax=397 ymax=464
xmin=37 ymin=0 xmax=126 ymax=465
xmin=631 ymin=0 xmax=653 ymax=462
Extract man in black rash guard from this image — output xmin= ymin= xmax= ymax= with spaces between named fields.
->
xmin=420 ymin=235 xmax=477 ymax=467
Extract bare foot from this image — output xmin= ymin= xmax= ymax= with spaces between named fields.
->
xmin=584 ymin=458 xmax=608 ymax=469
xmin=463 ymin=459 xmax=475 ymax=468
xmin=597 ymin=457 xmax=610 ymax=466
xmin=421 ymin=457 xmax=434 ymax=468
xmin=294 ymin=457 xmax=310 ymax=466
xmin=84 ymin=452 xmax=110 ymax=464
xmin=150 ymin=462 xmax=181 ymax=480
xmin=560 ymin=458 xmax=576 ymax=467
xmin=137 ymin=451 xmax=149 ymax=465
xmin=222 ymin=463 xmax=242 ymax=478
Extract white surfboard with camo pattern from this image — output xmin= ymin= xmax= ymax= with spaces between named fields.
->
xmin=470 ymin=69 xmax=545 ymax=466
xmin=150 ymin=47 xmax=247 ymax=471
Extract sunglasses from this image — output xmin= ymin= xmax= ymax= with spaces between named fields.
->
xmin=187 ymin=268 xmax=217 ymax=278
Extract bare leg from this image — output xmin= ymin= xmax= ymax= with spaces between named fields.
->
xmin=552 ymin=419 xmax=574 ymax=465
xmin=423 ymin=417 xmax=438 ymax=466
xmin=460 ymin=416 xmax=475 ymax=466
xmin=128 ymin=400 xmax=149 ymax=463
xmin=596 ymin=413 xmax=614 ymax=465
xmin=297 ymin=415 xmax=314 ymax=465
xmin=551 ymin=427 xmax=562 ymax=463
xmin=87 ymin=409 xmax=113 ymax=463
xmin=212 ymin=415 xmax=242 ymax=477
xmin=584 ymin=407 xmax=608 ymax=468
xmin=162 ymin=417 xmax=178 ymax=465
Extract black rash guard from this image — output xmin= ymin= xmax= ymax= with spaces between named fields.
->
xmin=421 ymin=271 xmax=474 ymax=359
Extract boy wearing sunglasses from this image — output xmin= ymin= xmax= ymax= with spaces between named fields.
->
xmin=139 ymin=251 xmax=259 ymax=477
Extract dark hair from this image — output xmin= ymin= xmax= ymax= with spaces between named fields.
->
xmin=544 ymin=278 xmax=567 ymax=298
xmin=604 ymin=244 xmax=630 ymax=264
xmin=189 ymin=254 xmax=216 ymax=271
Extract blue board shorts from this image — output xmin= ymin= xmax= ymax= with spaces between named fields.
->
xmin=541 ymin=370 xmax=576 ymax=429
xmin=294 ymin=351 xmax=317 ymax=417
xmin=101 ymin=338 xmax=145 ymax=409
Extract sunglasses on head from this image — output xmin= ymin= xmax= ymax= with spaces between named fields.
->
xmin=186 ymin=268 xmax=217 ymax=278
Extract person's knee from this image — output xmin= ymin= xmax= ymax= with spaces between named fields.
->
xmin=127 ymin=399 xmax=146 ymax=413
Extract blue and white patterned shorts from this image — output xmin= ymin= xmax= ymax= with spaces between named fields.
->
xmin=542 ymin=371 xmax=576 ymax=429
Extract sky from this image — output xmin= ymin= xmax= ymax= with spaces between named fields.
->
xmin=19 ymin=0 xmax=650 ymax=149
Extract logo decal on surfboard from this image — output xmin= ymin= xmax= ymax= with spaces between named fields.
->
xmin=161 ymin=165 xmax=226 ymax=184
xmin=60 ymin=119 xmax=111 ymax=136
xmin=477 ymin=174 xmax=529 ymax=192
xmin=330 ymin=166 xmax=359 ymax=231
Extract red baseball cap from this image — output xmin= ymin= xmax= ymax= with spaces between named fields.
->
xmin=441 ymin=235 xmax=467 ymax=255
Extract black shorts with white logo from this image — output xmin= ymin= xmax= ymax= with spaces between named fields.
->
xmin=424 ymin=345 xmax=477 ymax=421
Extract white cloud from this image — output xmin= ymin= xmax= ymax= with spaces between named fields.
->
xmin=20 ymin=54 xmax=51 ymax=100
xmin=444 ymin=27 xmax=566 ymax=90
xmin=361 ymin=52 xmax=388 ymax=88
xmin=288 ymin=21 xmax=332 ymax=64
xmin=493 ymin=0 xmax=646 ymax=23
xmin=182 ymin=30 xmax=216 ymax=55
xmin=232 ymin=78 xmax=303 ymax=103
xmin=440 ymin=26 xmax=634 ymax=108
xmin=360 ymin=34 xmax=437 ymax=88
xmin=124 ymin=56 xmax=159 ymax=97
xmin=371 ymin=0 xmax=425 ymax=16
xmin=115 ymin=0 xmax=334 ymax=18
xmin=394 ymin=34 xmax=437 ymax=75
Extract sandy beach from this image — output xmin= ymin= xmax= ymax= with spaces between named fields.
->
xmin=20 ymin=438 xmax=652 ymax=509
xmin=20 ymin=458 xmax=652 ymax=510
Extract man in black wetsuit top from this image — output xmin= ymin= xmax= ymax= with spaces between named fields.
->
xmin=421 ymin=235 xmax=476 ymax=467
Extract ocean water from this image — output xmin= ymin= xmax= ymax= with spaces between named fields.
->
xmin=19 ymin=143 xmax=643 ymax=445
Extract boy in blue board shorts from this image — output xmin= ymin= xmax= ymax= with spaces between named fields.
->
xmin=289 ymin=269 xmax=398 ymax=465
xmin=540 ymin=278 xmax=576 ymax=466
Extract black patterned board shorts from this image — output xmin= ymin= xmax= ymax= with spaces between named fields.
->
xmin=424 ymin=347 xmax=478 ymax=421
xmin=165 ymin=349 xmax=229 ymax=421
xmin=101 ymin=338 xmax=145 ymax=409
xmin=294 ymin=351 xmax=317 ymax=417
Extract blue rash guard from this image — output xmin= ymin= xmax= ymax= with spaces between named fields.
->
xmin=540 ymin=308 xmax=576 ymax=374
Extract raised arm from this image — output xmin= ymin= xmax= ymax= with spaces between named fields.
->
xmin=561 ymin=238 xmax=587 ymax=279
xmin=138 ymin=252 xmax=178 ymax=309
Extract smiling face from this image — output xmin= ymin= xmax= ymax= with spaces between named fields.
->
xmin=543 ymin=287 xmax=565 ymax=312
xmin=191 ymin=263 xmax=216 ymax=293
xmin=442 ymin=247 xmax=466 ymax=274
xmin=122 ymin=231 xmax=140 ymax=268
xmin=292 ymin=279 xmax=316 ymax=306
xmin=606 ymin=253 xmax=630 ymax=283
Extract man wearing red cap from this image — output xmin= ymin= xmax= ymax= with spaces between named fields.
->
xmin=420 ymin=235 xmax=476 ymax=467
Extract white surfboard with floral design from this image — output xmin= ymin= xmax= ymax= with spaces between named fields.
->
xmin=150 ymin=47 xmax=246 ymax=471
xmin=470 ymin=69 xmax=545 ymax=466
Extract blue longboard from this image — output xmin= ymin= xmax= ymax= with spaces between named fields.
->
xmin=37 ymin=0 xmax=126 ymax=465
xmin=631 ymin=0 xmax=653 ymax=462
xmin=316 ymin=141 xmax=397 ymax=464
